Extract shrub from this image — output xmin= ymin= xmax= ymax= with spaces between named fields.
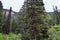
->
xmin=48 ymin=24 xmax=60 ymax=40
xmin=0 ymin=33 xmax=21 ymax=40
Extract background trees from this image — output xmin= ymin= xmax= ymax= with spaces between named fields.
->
xmin=53 ymin=6 xmax=60 ymax=25
xmin=2 ymin=7 xmax=12 ymax=34
xmin=0 ymin=1 xmax=3 ymax=32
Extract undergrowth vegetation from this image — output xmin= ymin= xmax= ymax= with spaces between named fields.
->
xmin=48 ymin=24 xmax=60 ymax=40
xmin=0 ymin=33 xmax=21 ymax=40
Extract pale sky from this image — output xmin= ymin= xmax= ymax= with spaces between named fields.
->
xmin=0 ymin=0 xmax=60 ymax=12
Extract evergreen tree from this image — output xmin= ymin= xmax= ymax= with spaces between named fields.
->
xmin=53 ymin=6 xmax=60 ymax=25
xmin=22 ymin=0 xmax=49 ymax=40
xmin=0 ymin=1 xmax=3 ymax=32
xmin=2 ymin=7 xmax=12 ymax=34
xmin=2 ymin=10 xmax=6 ymax=33
xmin=11 ymin=19 xmax=17 ymax=33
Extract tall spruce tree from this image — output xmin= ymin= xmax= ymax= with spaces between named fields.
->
xmin=53 ymin=6 xmax=60 ymax=25
xmin=22 ymin=0 xmax=49 ymax=40
xmin=2 ymin=7 xmax=12 ymax=34
xmin=2 ymin=10 xmax=6 ymax=33
xmin=0 ymin=1 xmax=3 ymax=32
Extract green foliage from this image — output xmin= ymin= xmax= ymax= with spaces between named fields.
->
xmin=19 ymin=0 xmax=50 ymax=40
xmin=0 ymin=1 xmax=3 ymax=32
xmin=46 ymin=14 xmax=51 ymax=21
xmin=0 ymin=33 xmax=21 ymax=40
xmin=48 ymin=24 xmax=60 ymax=40
xmin=11 ymin=19 xmax=17 ymax=33
xmin=53 ymin=6 xmax=60 ymax=25
xmin=2 ymin=7 xmax=12 ymax=34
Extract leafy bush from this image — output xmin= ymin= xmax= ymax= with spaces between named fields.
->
xmin=0 ymin=33 xmax=21 ymax=40
xmin=48 ymin=24 xmax=60 ymax=40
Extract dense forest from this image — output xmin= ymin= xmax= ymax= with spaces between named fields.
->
xmin=0 ymin=0 xmax=60 ymax=40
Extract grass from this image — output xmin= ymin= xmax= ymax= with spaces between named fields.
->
xmin=0 ymin=33 xmax=21 ymax=40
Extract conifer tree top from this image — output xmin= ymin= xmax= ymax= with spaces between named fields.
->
xmin=0 ymin=1 xmax=3 ymax=8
